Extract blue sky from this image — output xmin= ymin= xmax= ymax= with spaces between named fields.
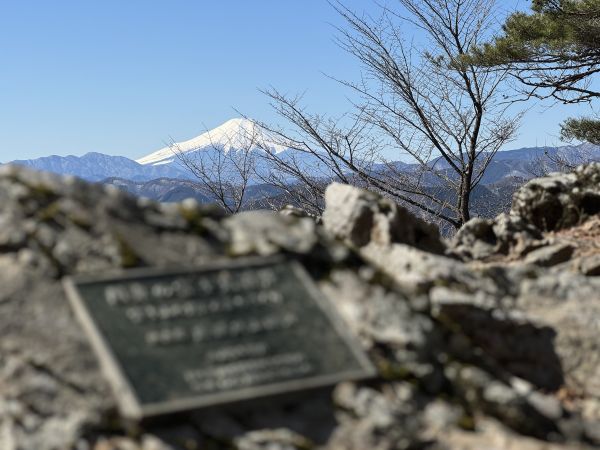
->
xmin=0 ymin=0 xmax=594 ymax=161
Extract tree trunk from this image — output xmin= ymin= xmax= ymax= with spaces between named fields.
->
xmin=457 ymin=170 xmax=473 ymax=229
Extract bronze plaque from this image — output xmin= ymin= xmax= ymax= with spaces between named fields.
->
xmin=63 ymin=257 xmax=375 ymax=420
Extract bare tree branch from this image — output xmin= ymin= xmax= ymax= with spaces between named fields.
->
xmin=254 ymin=0 xmax=519 ymax=229
xmin=174 ymin=125 xmax=258 ymax=214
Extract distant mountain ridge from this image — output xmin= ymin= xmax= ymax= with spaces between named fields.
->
xmin=426 ymin=144 xmax=600 ymax=184
xmin=9 ymin=152 xmax=192 ymax=182
xmin=104 ymin=177 xmax=284 ymax=206
xmin=6 ymin=118 xmax=600 ymax=190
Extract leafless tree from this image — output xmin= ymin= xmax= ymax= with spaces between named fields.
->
xmin=254 ymin=0 xmax=520 ymax=229
xmin=174 ymin=129 xmax=258 ymax=214
xmin=249 ymin=110 xmax=374 ymax=215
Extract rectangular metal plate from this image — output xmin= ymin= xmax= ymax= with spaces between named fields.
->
xmin=63 ymin=257 xmax=375 ymax=420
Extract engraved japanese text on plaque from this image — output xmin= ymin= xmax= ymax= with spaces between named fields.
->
xmin=63 ymin=257 xmax=375 ymax=419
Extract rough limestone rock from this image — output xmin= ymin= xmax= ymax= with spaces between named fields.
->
xmin=1 ymin=164 xmax=600 ymax=450
xmin=322 ymin=166 xmax=600 ymax=445
xmin=450 ymin=214 xmax=543 ymax=261
xmin=581 ymin=254 xmax=600 ymax=276
xmin=511 ymin=162 xmax=600 ymax=231
xmin=450 ymin=163 xmax=600 ymax=263
xmin=322 ymin=183 xmax=445 ymax=254
xmin=524 ymin=242 xmax=576 ymax=267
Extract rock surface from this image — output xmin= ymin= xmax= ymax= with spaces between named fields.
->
xmin=0 ymin=163 xmax=599 ymax=449
xmin=511 ymin=163 xmax=600 ymax=231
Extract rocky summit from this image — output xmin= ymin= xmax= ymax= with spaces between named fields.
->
xmin=1 ymin=163 xmax=600 ymax=450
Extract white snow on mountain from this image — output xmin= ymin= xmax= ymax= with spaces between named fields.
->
xmin=136 ymin=118 xmax=288 ymax=166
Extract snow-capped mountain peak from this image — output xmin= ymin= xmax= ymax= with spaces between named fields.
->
xmin=136 ymin=118 xmax=287 ymax=166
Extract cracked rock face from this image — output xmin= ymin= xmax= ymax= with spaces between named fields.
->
xmin=1 ymin=164 xmax=600 ymax=450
